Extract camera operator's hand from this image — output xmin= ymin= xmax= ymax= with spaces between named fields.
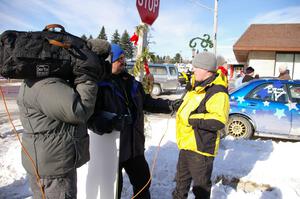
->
xmin=73 ymin=49 xmax=103 ymax=84
xmin=112 ymin=114 xmax=133 ymax=132
xmin=73 ymin=38 xmax=112 ymax=84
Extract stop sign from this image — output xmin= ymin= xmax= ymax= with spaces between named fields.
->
xmin=136 ymin=0 xmax=160 ymax=26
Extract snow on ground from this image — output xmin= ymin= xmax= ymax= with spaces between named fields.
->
xmin=1 ymin=90 xmax=300 ymax=198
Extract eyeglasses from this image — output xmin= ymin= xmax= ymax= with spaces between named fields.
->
xmin=117 ymin=55 xmax=125 ymax=62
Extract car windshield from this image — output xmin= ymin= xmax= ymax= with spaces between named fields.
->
xmin=169 ymin=67 xmax=177 ymax=76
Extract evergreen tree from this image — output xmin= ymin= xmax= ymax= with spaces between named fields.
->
xmin=89 ymin=35 xmax=93 ymax=40
xmin=174 ymin=53 xmax=182 ymax=63
xmin=154 ymin=55 xmax=164 ymax=64
xmin=81 ymin=34 xmax=87 ymax=41
xmin=98 ymin=26 xmax=107 ymax=40
xmin=164 ymin=55 xmax=172 ymax=63
xmin=120 ymin=30 xmax=134 ymax=59
xmin=111 ymin=30 xmax=120 ymax=44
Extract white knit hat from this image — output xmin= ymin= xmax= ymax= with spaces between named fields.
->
xmin=279 ymin=65 xmax=287 ymax=73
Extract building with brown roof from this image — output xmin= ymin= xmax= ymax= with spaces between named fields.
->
xmin=233 ymin=23 xmax=300 ymax=79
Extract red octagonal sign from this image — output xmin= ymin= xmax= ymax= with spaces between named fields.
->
xmin=136 ymin=0 xmax=160 ymax=26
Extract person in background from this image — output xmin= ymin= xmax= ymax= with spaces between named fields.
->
xmin=234 ymin=70 xmax=244 ymax=88
xmin=17 ymin=39 xmax=110 ymax=199
xmin=278 ymin=65 xmax=291 ymax=80
xmin=242 ymin=66 xmax=255 ymax=83
xmin=216 ymin=55 xmax=228 ymax=77
xmin=173 ymin=52 xmax=229 ymax=199
xmin=88 ymin=44 xmax=182 ymax=199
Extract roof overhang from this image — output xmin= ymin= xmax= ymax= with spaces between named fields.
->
xmin=233 ymin=24 xmax=300 ymax=63
xmin=233 ymin=47 xmax=300 ymax=62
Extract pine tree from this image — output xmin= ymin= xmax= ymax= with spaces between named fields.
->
xmin=111 ymin=30 xmax=120 ymax=44
xmin=174 ymin=53 xmax=182 ymax=63
xmin=81 ymin=34 xmax=87 ymax=41
xmin=89 ymin=35 xmax=93 ymax=40
xmin=98 ymin=26 xmax=107 ymax=40
xmin=155 ymin=55 xmax=164 ymax=64
xmin=120 ymin=30 xmax=134 ymax=59
xmin=164 ymin=56 xmax=172 ymax=63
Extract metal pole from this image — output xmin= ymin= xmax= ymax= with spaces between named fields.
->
xmin=213 ymin=0 xmax=218 ymax=55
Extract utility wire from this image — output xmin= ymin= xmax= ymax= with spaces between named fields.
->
xmin=188 ymin=0 xmax=213 ymax=11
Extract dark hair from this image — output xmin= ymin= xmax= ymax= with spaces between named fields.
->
xmin=245 ymin=66 xmax=254 ymax=74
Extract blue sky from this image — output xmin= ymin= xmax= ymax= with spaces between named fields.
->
xmin=1 ymin=0 xmax=300 ymax=62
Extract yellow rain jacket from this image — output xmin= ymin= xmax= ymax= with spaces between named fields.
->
xmin=176 ymin=70 xmax=229 ymax=157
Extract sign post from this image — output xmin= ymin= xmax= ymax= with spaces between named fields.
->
xmin=136 ymin=0 xmax=160 ymax=81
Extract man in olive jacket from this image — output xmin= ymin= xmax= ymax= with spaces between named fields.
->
xmin=17 ymin=42 xmax=110 ymax=199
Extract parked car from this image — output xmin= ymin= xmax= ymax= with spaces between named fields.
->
xmin=225 ymin=79 xmax=300 ymax=140
xmin=126 ymin=62 xmax=179 ymax=95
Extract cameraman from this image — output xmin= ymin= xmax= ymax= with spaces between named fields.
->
xmin=17 ymin=39 xmax=111 ymax=199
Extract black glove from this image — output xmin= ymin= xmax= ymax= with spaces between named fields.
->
xmin=112 ymin=114 xmax=133 ymax=131
xmin=98 ymin=59 xmax=112 ymax=80
xmin=185 ymin=81 xmax=193 ymax=91
xmin=170 ymin=99 xmax=183 ymax=112
xmin=73 ymin=49 xmax=103 ymax=84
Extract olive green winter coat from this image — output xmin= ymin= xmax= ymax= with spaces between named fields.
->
xmin=17 ymin=78 xmax=98 ymax=177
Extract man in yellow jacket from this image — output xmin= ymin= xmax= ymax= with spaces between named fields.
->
xmin=173 ymin=51 xmax=229 ymax=199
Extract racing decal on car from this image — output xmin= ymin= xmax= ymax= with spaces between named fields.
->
xmin=274 ymin=108 xmax=286 ymax=119
xmin=237 ymin=96 xmax=245 ymax=104
xmin=257 ymin=83 xmax=286 ymax=102
xmin=285 ymin=102 xmax=299 ymax=111
xmin=263 ymin=101 xmax=270 ymax=107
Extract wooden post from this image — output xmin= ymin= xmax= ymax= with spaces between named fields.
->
xmin=136 ymin=22 xmax=148 ymax=82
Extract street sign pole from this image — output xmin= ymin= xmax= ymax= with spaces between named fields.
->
xmin=137 ymin=22 xmax=148 ymax=81
xmin=136 ymin=0 xmax=160 ymax=81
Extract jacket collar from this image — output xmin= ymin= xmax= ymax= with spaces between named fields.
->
xmin=194 ymin=69 xmax=228 ymax=93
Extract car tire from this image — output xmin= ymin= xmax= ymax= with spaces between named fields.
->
xmin=225 ymin=115 xmax=253 ymax=139
xmin=152 ymin=84 xmax=161 ymax=96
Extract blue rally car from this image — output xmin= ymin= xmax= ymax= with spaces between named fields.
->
xmin=225 ymin=79 xmax=300 ymax=140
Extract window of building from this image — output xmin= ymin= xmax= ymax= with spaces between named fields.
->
xmin=294 ymin=54 xmax=300 ymax=80
xmin=275 ymin=53 xmax=300 ymax=79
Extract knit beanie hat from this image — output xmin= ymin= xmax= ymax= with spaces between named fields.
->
xmin=245 ymin=66 xmax=254 ymax=74
xmin=111 ymin=44 xmax=124 ymax=63
xmin=87 ymin=39 xmax=111 ymax=59
xmin=279 ymin=65 xmax=287 ymax=73
xmin=192 ymin=51 xmax=217 ymax=72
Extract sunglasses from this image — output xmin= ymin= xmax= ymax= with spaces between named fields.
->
xmin=117 ymin=55 xmax=125 ymax=62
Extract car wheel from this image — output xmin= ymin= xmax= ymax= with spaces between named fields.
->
xmin=225 ymin=115 xmax=253 ymax=139
xmin=152 ymin=84 xmax=161 ymax=96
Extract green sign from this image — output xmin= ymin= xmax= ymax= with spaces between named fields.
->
xmin=189 ymin=34 xmax=213 ymax=51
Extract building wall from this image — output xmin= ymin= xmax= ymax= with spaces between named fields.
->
xmin=248 ymin=51 xmax=276 ymax=77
